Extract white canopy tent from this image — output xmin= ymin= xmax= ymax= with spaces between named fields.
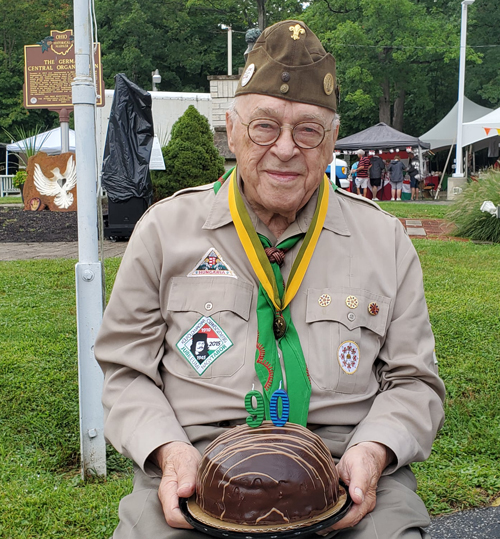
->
xmin=6 ymin=127 xmax=76 ymax=155
xmin=462 ymin=107 xmax=500 ymax=151
xmin=420 ymin=97 xmax=493 ymax=152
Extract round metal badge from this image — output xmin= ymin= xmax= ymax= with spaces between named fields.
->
xmin=345 ymin=295 xmax=358 ymax=309
xmin=318 ymin=294 xmax=331 ymax=307
xmin=273 ymin=314 xmax=287 ymax=339
xmin=280 ymin=83 xmax=289 ymax=94
xmin=323 ymin=73 xmax=335 ymax=96
xmin=241 ymin=63 xmax=255 ymax=87
xmin=368 ymin=302 xmax=380 ymax=316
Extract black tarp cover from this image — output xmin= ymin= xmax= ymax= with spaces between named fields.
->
xmin=101 ymin=74 xmax=154 ymax=203
xmin=335 ymin=122 xmax=430 ymax=151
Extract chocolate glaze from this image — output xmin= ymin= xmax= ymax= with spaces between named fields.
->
xmin=196 ymin=422 xmax=339 ymax=525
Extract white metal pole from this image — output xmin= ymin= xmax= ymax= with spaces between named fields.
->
xmin=73 ymin=0 xmax=106 ymax=478
xmin=228 ymin=27 xmax=233 ymax=76
xmin=454 ymin=0 xmax=474 ymax=178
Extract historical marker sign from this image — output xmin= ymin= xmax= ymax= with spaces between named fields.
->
xmin=24 ymin=29 xmax=104 ymax=109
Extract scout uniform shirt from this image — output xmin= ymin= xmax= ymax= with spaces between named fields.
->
xmin=95 ymin=177 xmax=445 ymax=475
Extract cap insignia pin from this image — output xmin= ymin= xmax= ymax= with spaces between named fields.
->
xmin=241 ymin=63 xmax=255 ymax=87
xmin=289 ymin=24 xmax=305 ymax=40
xmin=280 ymin=83 xmax=289 ymax=94
xmin=324 ymin=73 xmax=334 ymax=96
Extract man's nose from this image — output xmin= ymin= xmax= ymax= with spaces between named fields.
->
xmin=272 ymin=127 xmax=298 ymax=160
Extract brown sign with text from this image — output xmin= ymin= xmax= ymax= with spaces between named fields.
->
xmin=24 ymin=29 xmax=104 ymax=109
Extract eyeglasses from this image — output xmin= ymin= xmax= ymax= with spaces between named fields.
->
xmin=233 ymin=108 xmax=331 ymax=149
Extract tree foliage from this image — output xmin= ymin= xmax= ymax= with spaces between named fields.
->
xmin=151 ymin=105 xmax=225 ymax=200
xmin=1 ymin=0 xmax=500 ymax=147
xmin=303 ymin=0 xmax=477 ymax=137
xmin=0 ymin=1 xmax=73 ymax=139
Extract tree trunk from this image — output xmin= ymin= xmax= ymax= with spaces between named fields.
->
xmin=393 ymin=87 xmax=405 ymax=132
xmin=256 ymin=0 xmax=267 ymax=31
xmin=379 ymin=79 xmax=391 ymax=124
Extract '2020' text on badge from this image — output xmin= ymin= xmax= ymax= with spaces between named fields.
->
xmin=176 ymin=316 xmax=233 ymax=375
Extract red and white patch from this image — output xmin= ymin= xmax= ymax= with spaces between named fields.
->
xmin=337 ymin=341 xmax=360 ymax=374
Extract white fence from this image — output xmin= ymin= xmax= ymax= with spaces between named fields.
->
xmin=0 ymin=175 xmax=20 ymax=197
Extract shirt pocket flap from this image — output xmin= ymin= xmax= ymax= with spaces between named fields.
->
xmin=306 ymin=288 xmax=391 ymax=337
xmin=167 ymin=277 xmax=253 ymax=321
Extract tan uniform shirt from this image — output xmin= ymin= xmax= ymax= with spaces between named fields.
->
xmin=95 ymin=178 xmax=445 ymax=474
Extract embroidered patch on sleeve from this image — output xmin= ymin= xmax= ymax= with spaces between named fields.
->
xmin=176 ymin=316 xmax=233 ymax=375
xmin=187 ymin=248 xmax=237 ymax=278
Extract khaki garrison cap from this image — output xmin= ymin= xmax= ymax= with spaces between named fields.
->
xmin=235 ymin=20 xmax=337 ymax=112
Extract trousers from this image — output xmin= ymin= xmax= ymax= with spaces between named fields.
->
xmin=112 ymin=425 xmax=431 ymax=539
xmin=113 ymin=465 xmax=430 ymax=539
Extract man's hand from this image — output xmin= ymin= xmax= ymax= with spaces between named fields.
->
xmin=317 ymin=442 xmax=394 ymax=535
xmin=154 ymin=442 xmax=202 ymax=529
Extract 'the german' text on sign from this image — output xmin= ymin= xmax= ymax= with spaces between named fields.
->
xmin=24 ymin=29 xmax=104 ymax=109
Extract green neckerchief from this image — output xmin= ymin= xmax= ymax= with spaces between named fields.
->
xmin=255 ymin=233 xmax=311 ymax=425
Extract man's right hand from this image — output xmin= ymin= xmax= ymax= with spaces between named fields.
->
xmin=154 ymin=441 xmax=202 ymax=529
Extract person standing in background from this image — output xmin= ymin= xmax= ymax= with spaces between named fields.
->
xmin=369 ymin=154 xmax=385 ymax=201
xmin=355 ymin=149 xmax=371 ymax=198
xmin=350 ymin=159 xmax=359 ymax=194
xmin=388 ymin=155 xmax=406 ymax=201
xmin=407 ymin=152 xmax=420 ymax=201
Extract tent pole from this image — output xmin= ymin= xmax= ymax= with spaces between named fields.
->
xmin=435 ymin=142 xmax=455 ymax=200
xmin=418 ymin=148 xmax=424 ymax=200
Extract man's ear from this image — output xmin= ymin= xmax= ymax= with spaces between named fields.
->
xmin=226 ymin=110 xmax=236 ymax=153
xmin=333 ymin=122 xmax=339 ymax=144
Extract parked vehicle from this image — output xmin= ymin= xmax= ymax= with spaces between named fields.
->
xmin=326 ymin=158 xmax=349 ymax=189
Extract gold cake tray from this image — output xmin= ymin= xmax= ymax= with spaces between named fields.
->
xmin=180 ymin=483 xmax=352 ymax=538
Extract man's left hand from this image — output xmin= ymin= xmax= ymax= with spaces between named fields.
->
xmin=317 ymin=442 xmax=394 ymax=534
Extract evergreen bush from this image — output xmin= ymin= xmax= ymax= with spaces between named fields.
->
xmin=151 ymin=106 xmax=225 ymax=201
xmin=447 ymin=169 xmax=500 ymax=243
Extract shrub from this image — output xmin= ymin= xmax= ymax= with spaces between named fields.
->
xmin=447 ymin=169 xmax=500 ymax=243
xmin=151 ymin=106 xmax=225 ymax=201
xmin=12 ymin=169 xmax=27 ymax=188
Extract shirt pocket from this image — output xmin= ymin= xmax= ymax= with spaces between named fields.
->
xmin=305 ymin=287 xmax=391 ymax=394
xmin=165 ymin=277 xmax=254 ymax=379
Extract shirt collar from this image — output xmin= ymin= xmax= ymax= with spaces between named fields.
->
xmin=203 ymin=168 xmax=351 ymax=238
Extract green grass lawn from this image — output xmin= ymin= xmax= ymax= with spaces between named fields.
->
xmin=1 ymin=241 xmax=499 ymax=537
xmin=0 ymin=196 xmax=22 ymax=204
xmin=377 ymin=200 xmax=450 ymax=219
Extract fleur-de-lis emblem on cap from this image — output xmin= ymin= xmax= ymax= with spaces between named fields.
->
xmin=289 ymin=24 xmax=305 ymax=40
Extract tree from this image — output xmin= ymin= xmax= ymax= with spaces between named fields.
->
xmin=0 ymin=1 xmax=73 ymax=138
xmin=303 ymin=0 xmax=477 ymax=137
xmin=151 ymin=105 xmax=225 ymax=200
xmin=466 ymin=0 xmax=500 ymax=107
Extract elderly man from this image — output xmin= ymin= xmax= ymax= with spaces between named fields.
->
xmin=95 ymin=20 xmax=445 ymax=539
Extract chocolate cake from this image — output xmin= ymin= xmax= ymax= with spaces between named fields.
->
xmin=195 ymin=422 xmax=340 ymax=526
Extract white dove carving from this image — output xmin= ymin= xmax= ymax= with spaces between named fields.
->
xmin=33 ymin=156 xmax=77 ymax=209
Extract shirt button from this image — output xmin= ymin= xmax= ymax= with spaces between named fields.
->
xmin=205 ymin=302 xmax=213 ymax=311
xmin=347 ymin=312 xmax=356 ymax=322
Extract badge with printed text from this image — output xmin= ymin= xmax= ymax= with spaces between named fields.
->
xmin=338 ymin=341 xmax=360 ymax=375
xmin=176 ymin=316 xmax=233 ymax=375
xmin=187 ymin=248 xmax=237 ymax=278
xmin=241 ymin=63 xmax=255 ymax=87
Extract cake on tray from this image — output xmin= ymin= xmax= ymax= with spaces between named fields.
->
xmin=195 ymin=421 xmax=340 ymax=527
